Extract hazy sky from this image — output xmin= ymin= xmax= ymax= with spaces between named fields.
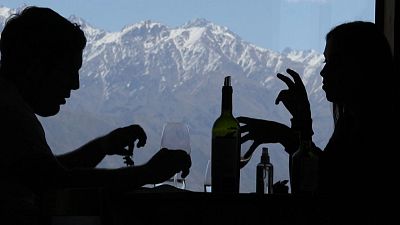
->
xmin=1 ymin=0 xmax=375 ymax=52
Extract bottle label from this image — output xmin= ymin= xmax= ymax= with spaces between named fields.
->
xmin=212 ymin=137 xmax=240 ymax=193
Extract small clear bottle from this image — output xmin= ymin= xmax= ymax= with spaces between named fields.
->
xmin=256 ymin=147 xmax=274 ymax=194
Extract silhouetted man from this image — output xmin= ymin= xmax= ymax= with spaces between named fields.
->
xmin=0 ymin=6 xmax=191 ymax=224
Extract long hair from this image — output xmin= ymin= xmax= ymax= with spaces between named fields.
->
xmin=326 ymin=21 xmax=395 ymax=125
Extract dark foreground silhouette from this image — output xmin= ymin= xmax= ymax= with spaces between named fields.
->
xmin=0 ymin=6 xmax=191 ymax=225
xmin=238 ymin=21 xmax=396 ymax=224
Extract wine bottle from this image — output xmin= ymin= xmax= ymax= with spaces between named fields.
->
xmin=256 ymin=147 xmax=274 ymax=194
xmin=290 ymin=132 xmax=319 ymax=195
xmin=211 ymin=76 xmax=241 ymax=193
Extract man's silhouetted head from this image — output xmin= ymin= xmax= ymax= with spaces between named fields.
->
xmin=0 ymin=6 xmax=86 ymax=116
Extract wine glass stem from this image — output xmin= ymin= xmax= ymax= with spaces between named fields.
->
xmin=174 ymin=174 xmax=178 ymax=187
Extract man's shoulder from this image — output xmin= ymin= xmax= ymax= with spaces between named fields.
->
xmin=0 ymin=78 xmax=21 ymax=105
xmin=0 ymin=78 xmax=35 ymax=120
xmin=0 ymin=80 xmax=44 ymax=140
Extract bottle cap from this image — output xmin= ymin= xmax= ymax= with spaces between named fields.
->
xmin=261 ymin=147 xmax=270 ymax=164
xmin=224 ymin=76 xmax=231 ymax=86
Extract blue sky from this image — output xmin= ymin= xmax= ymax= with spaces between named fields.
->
xmin=1 ymin=0 xmax=375 ymax=52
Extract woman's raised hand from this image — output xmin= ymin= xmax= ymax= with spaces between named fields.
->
xmin=275 ymin=68 xmax=311 ymax=121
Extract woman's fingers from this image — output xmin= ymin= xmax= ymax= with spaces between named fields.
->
xmin=236 ymin=116 xmax=252 ymax=124
xmin=286 ymin=68 xmax=303 ymax=85
xmin=240 ymin=133 xmax=252 ymax=144
xmin=277 ymin=73 xmax=295 ymax=89
xmin=286 ymin=69 xmax=308 ymax=94
xmin=275 ymin=89 xmax=289 ymax=105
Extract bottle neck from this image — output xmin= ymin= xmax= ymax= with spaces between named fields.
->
xmin=299 ymin=136 xmax=312 ymax=151
xmin=221 ymin=86 xmax=233 ymax=115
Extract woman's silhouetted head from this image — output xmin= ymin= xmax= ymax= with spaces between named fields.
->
xmin=320 ymin=21 xmax=395 ymax=122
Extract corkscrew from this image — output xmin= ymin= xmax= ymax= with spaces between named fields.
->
xmin=123 ymin=142 xmax=135 ymax=166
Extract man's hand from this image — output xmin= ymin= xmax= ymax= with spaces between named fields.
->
xmin=144 ymin=148 xmax=191 ymax=185
xmin=103 ymin=124 xmax=147 ymax=156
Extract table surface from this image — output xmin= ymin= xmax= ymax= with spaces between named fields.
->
xmin=42 ymin=185 xmax=384 ymax=225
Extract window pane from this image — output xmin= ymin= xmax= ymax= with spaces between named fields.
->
xmin=0 ymin=0 xmax=375 ymax=193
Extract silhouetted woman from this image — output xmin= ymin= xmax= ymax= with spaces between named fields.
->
xmin=238 ymin=21 xmax=396 ymax=196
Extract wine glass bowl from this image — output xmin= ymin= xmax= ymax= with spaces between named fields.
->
xmin=160 ymin=122 xmax=191 ymax=189
xmin=240 ymin=140 xmax=257 ymax=168
xmin=160 ymin=122 xmax=191 ymax=154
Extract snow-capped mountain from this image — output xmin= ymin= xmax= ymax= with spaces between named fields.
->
xmin=0 ymin=6 xmax=333 ymax=192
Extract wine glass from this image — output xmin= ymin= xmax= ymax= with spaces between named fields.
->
xmin=204 ymin=160 xmax=212 ymax=192
xmin=160 ymin=122 xmax=191 ymax=189
xmin=240 ymin=139 xmax=257 ymax=169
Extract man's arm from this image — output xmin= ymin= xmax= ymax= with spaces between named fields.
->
xmin=57 ymin=125 xmax=147 ymax=169
xmin=64 ymin=148 xmax=191 ymax=190
xmin=56 ymin=137 xmax=107 ymax=169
